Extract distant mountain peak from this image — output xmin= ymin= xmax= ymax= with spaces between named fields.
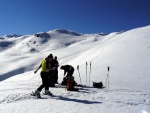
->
xmin=98 ymin=32 xmax=107 ymax=36
xmin=34 ymin=32 xmax=51 ymax=38
xmin=52 ymin=29 xmax=82 ymax=36
xmin=4 ymin=34 xmax=22 ymax=38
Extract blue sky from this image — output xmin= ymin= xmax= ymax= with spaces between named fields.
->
xmin=0 ymin=0 xmax=150 ymax=36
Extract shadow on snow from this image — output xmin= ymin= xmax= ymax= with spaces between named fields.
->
xmin=0 ymin=68 xmax=25 ymax=81
xmin=55 ymin=95 xmax=102 ymax=104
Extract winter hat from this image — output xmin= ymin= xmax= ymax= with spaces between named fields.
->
xmin=54 ymin=56 xmax=57 ymax=60
xmin=47 ymin=54 xmax=53 ymax=59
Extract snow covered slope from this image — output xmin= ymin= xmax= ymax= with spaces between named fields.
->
xmin=0 ymin=26 xmax=150 ymax=113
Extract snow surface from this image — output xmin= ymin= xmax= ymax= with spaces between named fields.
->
xmin=0 ymin=26 xmax=150 ymax=113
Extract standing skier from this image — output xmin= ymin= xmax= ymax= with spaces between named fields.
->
xmin=34 ymin=54 xmax=55 ymax=98
xmin=50 ymin=56 xmax=59 ymax=84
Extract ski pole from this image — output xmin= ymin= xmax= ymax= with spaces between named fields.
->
xmin=89 ymin=62 xmax=92 ymax=85
xmin=77 ymin=65 xmax=82 ymax=85
xmin=86 ymin=61 xmax=88 ymax=86
xmin=107 ymin=66 xmax=110 ymax=88
xmin=105 ymin=66 xmax=110 ymax=88
xmin=108 ymin=66 xmax=110 ymax=88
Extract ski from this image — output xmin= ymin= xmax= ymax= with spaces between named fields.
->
xmin=30 ymin=91 xmax=58 ymax=99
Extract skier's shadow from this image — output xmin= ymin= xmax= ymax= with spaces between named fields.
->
xmin=55 ymin=95 xmax=102 ymax=104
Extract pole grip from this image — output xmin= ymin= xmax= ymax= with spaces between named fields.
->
xmin=108 ymin=66 xmax=110 ymax=71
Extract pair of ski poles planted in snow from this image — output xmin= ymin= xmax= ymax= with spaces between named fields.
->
xmin=77 ymin=61 xmax=92 ymax=86
xmin=77 ymin=63 xmax=110 ymax=88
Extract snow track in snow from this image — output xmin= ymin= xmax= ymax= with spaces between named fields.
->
xmin=0 ymin=83 xmax=149 ymax=108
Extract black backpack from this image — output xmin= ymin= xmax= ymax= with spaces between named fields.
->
xmin=93 ymin=81 xmax=103 ymax=88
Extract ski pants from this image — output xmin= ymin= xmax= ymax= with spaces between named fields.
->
xmin=37 ymin=71 xmax=50 ymax=91
xmin=53 ymin=70 xmax=58 ymax=83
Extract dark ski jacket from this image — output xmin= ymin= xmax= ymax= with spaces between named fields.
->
xmin=61 ymin=65 xmax=74 ymax=76
xmin=50 ymin=59 xmax=59 ymax=69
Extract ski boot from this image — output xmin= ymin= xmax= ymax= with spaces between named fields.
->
xmin=44 ymin=90 xmax=53 ymax=96
xmin=34 ymin=90 xmax=41 ymax=98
